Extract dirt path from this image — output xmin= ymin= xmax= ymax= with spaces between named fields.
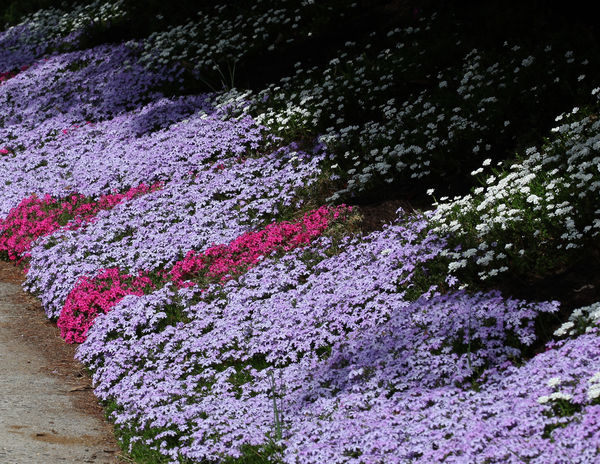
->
xmin=0 ymin=265 xmax=122 ymax=463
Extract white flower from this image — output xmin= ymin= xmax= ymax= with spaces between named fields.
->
xmin=547 ymin=377 xmax=562 ymax=388
xmin=588 ymin=386 xmax=600 ymax=401
xmin=549 ymin=392 xmax=572 ymax=401
xmin=554 ymin=320 xmax=575 ymax=337
xmin=521 ymin=56 xmax=534 ymax=67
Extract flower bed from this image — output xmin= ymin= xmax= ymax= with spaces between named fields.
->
xmin=0 ymin=2 xmax=599 ymax=463
xmin=58 ymin=205 xmax=351 ymax=344
xmin=0 ymin=182 xmax=159 ymax=263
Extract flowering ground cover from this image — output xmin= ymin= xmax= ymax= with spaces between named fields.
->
xmin=1 ymin=1 xmax=600 ymax=463
xmin=0 ymin=182 xmax=159 ymax=263
xmin=58 ymin=205 xmax=352 ymax=343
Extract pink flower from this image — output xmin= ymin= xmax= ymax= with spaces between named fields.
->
xmin=169 ymin=205 xmax=350 ymax=287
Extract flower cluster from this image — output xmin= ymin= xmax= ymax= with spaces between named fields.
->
xmin=0 ymin=183 xmax=158 ymax=263
xmin=0 ymin=97 xmax=269 ymax=217
xmin=431 ymin=94 xmax=600 ymax=281
xmin=57 ymin=205 xmax=350 ymax=344
xmin=24 ymin=146 xmax=326 ymax=319
xmin=170 ymin=205 xmax=350 ymax=287
xmin=240 ymin=17 xmax=596 ymax=200
xmin=138 ymin=0 xmax=360 ymax=90
xmin=58 ymin=267 xmax=155 ymax=344
xmin=554 ymin=301 xmax=600 ymax=338
xmin=0 ymin=0 xmax=128 ymax=72
xmin=76 ymin=213 xmax=569 ymax=463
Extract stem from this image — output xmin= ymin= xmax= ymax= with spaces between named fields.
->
xmin=467 ymin=309 xmax=473 ymax=373
xmin=269 ymin=370 xmax=282 ymax=441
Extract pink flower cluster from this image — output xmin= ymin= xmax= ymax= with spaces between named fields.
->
xmin=169 ymin=205 xmax=350 ymax=287
xmin=58 ymin=205 xmax=350 ymax=344
xmin=0 ymin=182 xmax=159 ymax=263
xmin=0 ymin=65 xmax=28 ymax=83
xmin=61 ymin=121 xmax=93 ymax=135
xmin=58 ymin=268 xmax=155 ymax=343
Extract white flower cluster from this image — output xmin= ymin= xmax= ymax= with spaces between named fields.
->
xmin=432 ymin=93 xmax=600 ymax=281
xmin=587 ymin=372 xmax=600 ymax=401
xmin=138 ymin=0 xmax=358 ymax=88
xmin=239 ymin=20 xmax=591 ymax=200
xmin=131 ymin=5 xmax=595 ymax=201
xmin=7 ymin=0 xmax=127 ymax=51
xmin=56 ymin=0 xmax=127 ymax=35
xmin=537 ymin=391 xmax=573 ymax=405
xmin=537 ymin=375 xmax=575 ymax=405
xmin=554 ymin=302 xmax=600 ymax=337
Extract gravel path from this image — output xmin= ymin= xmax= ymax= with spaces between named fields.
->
xmin=0 ymin=274 xmax=121 ymax=464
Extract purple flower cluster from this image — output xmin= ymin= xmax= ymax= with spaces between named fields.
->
xmin=0 ymin=0 xmax=128 ymax=74
xmin=285 ymin=330 xmax=600 ymax=464
xmin=74 ymin=213 xmax=586 ymax=463
xmin=0 ymin=44 xmax=162 ymax=134
xmin=24 ymin=147 xmax=324 ymax=318
xmin=1 ymin=5 xmax=599 ymax=463
xmin=0 ymin=93 xmax=268 ymax=216
xmin=0 ymin=22 xmax=51 ymax=73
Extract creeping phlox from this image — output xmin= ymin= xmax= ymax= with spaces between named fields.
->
xmin=58 ymin=267 xmax=155 ymax=344
xmin=170 ymin=205 xmax=350 ymax=287
xmin=24 ymin=144 xmax=326 ymax=320
xmin=58 ymin=205 xmax=350 ymax=344
xmin=1 ymin=2 xmax=600 ymax=462
xmin=0 ymin=182 xmax=159 ymax=263
xmin=0 ymin=0 xmax=128 ymax=72
xmin=75 ymin=212 xmax=597 ymax=464
xmin=0 ymin=95 xmax=264 ymax=217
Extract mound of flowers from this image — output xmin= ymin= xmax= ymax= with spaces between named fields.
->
xmin=0 ymin=182 xmax=159 ymax=263
xmin=24 ymin=146 xmax=327 ymax=320
xmin=432 ymin=94 xmax=600 ymax=282
xmin=0 ymin=0 xmax=129 ymax=73
xmin=58 ymin=205 xmax=351 ymax=343
xmin=75 ymin=212 xmax=581 ymax=463
xmin=1 ymin=2 xmax=600 ymax=463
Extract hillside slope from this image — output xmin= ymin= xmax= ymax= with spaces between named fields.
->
xmin=0 ymin=1 xmax=599 ymax=463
